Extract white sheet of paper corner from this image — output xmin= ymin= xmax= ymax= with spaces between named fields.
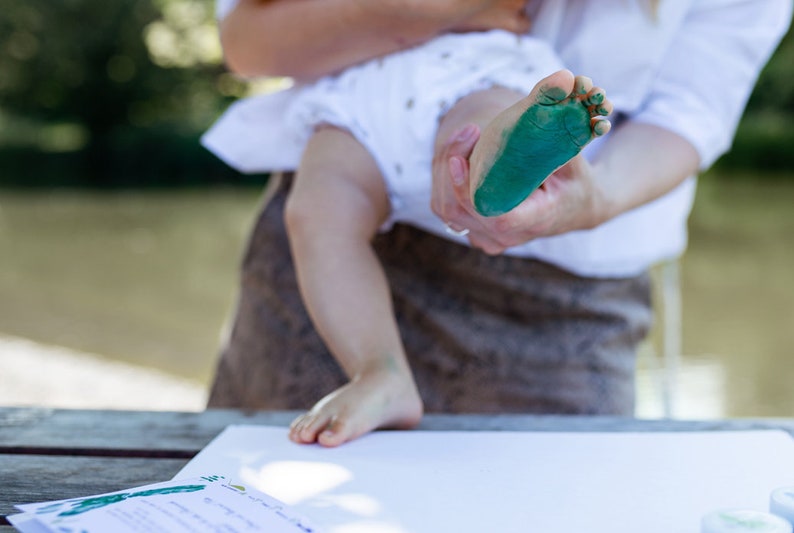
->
xmin=175 ymin=425 xmax=794 ymax=533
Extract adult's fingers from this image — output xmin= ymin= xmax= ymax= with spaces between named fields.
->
xmin=431 ymin=124 xmax=479 ymax=225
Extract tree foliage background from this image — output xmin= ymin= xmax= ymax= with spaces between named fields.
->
xmin=0 ymin=0 xmax=252 ymax=187
xmin=0 ymin=0 xmax=792 ymax=187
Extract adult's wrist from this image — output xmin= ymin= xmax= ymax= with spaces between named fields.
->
xmin=586 ymin=122 xmax=701 ymax=229
xmin=587 ymin=162 xmax=620 ymax=229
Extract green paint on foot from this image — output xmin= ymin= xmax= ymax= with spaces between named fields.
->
xmin=473 ymin=95 xmax=593 ymax=217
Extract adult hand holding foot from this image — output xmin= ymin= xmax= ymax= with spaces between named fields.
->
xmin=471 ymin=71 xmax=611 ymax=217
xmin=433 ymin=70 xmax=614 ymax=254
xmin=433 ymin=69 xmax=698 ymax=256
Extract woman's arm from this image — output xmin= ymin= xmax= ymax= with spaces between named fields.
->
xmin=220 ymin=0 xmax=530 ymax=80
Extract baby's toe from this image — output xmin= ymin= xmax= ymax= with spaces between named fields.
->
xmin=585 ymin=87 xmax=612 ymax=118
xmin=573 ymin=75 xmax=593 ymax=96
xmin=592 ymin=117 xmax=611 ymax=136
xmin=288 ymin=415 xmax=310 ymax=443
xmin=317 ymin=416 xmax=356 ymax=448
xmin=290 ymin=413 xmax=330 ymax=443
xmin=584 ymin=88 xmax=605 ymax=107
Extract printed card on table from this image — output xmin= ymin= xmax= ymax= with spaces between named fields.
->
xmin=8 ymin=474 xmax=323 ymax=533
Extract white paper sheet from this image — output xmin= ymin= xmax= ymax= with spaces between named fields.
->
xmin=176 ymin=426 xmax=794 ymax=533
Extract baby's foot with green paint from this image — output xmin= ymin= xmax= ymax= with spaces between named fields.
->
xmin=470 ymin=70 xmax=612 ymax=216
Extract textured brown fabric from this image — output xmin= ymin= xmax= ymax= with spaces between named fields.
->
xmin=208 ymin=174 xmax=653 ymax=415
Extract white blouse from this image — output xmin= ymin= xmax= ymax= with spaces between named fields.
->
xmin=209 ymin=0 xmax=792 ymax=277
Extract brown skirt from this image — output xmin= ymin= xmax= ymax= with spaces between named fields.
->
xmin=208 ymin=174 xmax=653 ymax=415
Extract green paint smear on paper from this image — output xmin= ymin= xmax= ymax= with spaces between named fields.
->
xmin=473 ymin=87 xmax=593 ymax=217
xmin=54 ymin=484 xmax=207 ymax=516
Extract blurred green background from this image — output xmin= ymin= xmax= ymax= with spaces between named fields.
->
xmin=0 ymin=0 xmax=258 ymax=188
xmin=0 ymin=0 xmax=792 ymax=417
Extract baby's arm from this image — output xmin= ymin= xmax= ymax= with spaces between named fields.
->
xmin=284 ymin=128 xmax=423 ymax=447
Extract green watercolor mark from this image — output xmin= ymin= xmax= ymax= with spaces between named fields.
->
xmin=473 ymin=87 xmax=593 ymax=217
xmin=53 ymin=484 xmax=207 ymax=517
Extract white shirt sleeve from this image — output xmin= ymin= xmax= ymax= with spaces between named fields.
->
xmin=216 ymin=0 xmax=238 ymax=20
xmin=632 ymin=0 xmax=792 ymax=169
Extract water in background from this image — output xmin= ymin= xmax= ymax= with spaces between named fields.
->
xmin=0 ymin=175 xmax=792 ymax=417
xmin=676 ymin=176 xmax=794 ymax=417
xmin=0 ymin=187 xmax=262 ymax=385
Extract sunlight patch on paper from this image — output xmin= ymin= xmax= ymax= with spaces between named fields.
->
xmin=242 ymin=461 xmax=353 ymax=505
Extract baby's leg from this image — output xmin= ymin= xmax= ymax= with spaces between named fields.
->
xmin=284 ymin=126 xmax=423 ymax=447
xmin=437 ymin=70 xmax=612 ymax=216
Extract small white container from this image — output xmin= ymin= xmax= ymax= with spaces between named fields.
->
xmin=701 ymin=509 xmax=793 ymax=533
xmin=771 ymin=487 xmax=794 ymax=525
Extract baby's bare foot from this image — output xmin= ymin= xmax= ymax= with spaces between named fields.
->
xmin=288 ymin=371 xmax=423 ymax=447
xmin=471 ymin=70 xmax=612 ymax=216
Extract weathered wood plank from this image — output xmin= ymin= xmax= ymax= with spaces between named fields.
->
xmin=0 ymin=408 xmax=296 ymax=453
xmin=0 ymin=454 xmax=188 ymax=518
